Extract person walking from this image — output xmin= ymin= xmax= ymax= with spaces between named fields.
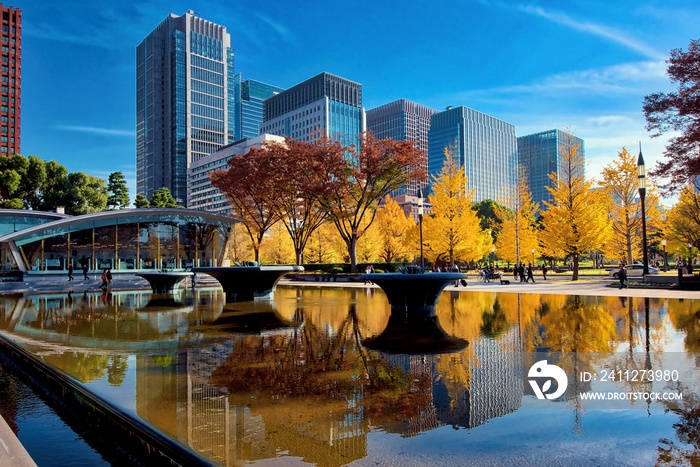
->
xmin=526 ymin=263 xmax=535 ymax=282
xmin=67 ymin=263 xmax=74 ymax=281
xmin=100 ymin=270 xmax=109 ymax=290
xmin=82 ymin=264 xmax=89 ymax=280
xmin=519 ymin=264 xmax=526 ymax=282
xmin=106 ymin=268 xmax=113 ymax=289
xmin=542 ymin=264 xmax=548 ymax=281
xmin=513 ymin=265 xmax=519 ymax=281
xmin=618 ymin=263 xmax=627 ymax=289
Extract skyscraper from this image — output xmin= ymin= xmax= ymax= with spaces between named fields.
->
xmin=136 ymin=10 xmax=234 ymax=205
xmin=0 ymin=4 xmax=20 ymax=157
xmin=233 ymin=74 xmax=284 ymax=141
xmin=428 ymin=106 xmax=517 ymax=203
xmin=517 ymin=129 xmax=585 ymax=210
xmin=366 ymin=99 xmax=437 ymax=197
xmin=260 ymin=72 xmax=365 ymax=149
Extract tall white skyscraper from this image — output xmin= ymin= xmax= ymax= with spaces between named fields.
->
xmin=136 ymin=10 xmax=235 ymax=205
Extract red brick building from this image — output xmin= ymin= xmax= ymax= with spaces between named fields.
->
xmin=0 ymin=4 xmax=19 ymax=156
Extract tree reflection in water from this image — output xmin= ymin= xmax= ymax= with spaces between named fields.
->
xmin=0 ymin=288 xmax=699 ymax=464
xmin=210 ymin=304 xmax=433 ymax=427
xmin=657 ymin=381 xmax=700 ymax=465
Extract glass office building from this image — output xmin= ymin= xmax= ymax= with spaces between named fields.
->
xmin=260 ymin=72 xmax=364 ymax=150
xmin=428 ymin=106 xmax=517 ymax=203
xmin=366 ymin=99 xmax=438 ymax=197
xmin=517 ymin=129 xmax=585 ymax=211
xmin=233 ymin=75 xmax=284 ymax=141
xmin=0 ymin=209 xmax=237 ymax=274
xmin=136 ymin=11 xmax=235 ymax=206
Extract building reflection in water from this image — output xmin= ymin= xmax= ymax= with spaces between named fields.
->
xmin=136 ymin=295 xmax=526 ymax=464
xmin=0 ymin=289 xmax=698 ymax=465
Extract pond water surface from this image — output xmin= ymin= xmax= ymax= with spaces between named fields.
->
xmin=0 ymin=286 xmax=698 ymax=466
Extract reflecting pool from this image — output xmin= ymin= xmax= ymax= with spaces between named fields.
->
xmin=0 ymin=286 xmax=698 ymax=466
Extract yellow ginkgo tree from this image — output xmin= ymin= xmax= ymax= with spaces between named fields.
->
xmin=495 ymin=168 xmax=539 ymax=265
xmin=423 ymin=149 xmax=491 ymax=266
xmin=540 ymin=138 xmax=611 ymax=280
xmin=600 ymin=147 xmax=663 ymax=264
xmin=375 ymin=196 xmax=415 ymax=262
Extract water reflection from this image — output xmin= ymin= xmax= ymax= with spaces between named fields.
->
xmin=0 ymin=287 xmax=697 ymax=465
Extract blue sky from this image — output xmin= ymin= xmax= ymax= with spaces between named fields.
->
xmin=12 ymin=0 xmax=698 ymax=204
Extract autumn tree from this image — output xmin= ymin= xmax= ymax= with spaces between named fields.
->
xmin=107 ymin=171 xmax=130 ymax=209
xmin=494 ymin=168 xmax=539 ymax=265
xmin=600 ymin=147 xmax=664 ymax=264
xmin=423 ymin=150 xmax=491 ymax=266
xmin=228 ymin=223 xmax=254 ymax=264
xmin=356 ymin=219 xmax=382 ymax=263
xmin=210 ymin=151 xmax=280 ymax=264
xmin=540 ymin=138 xmax=611 ymax=280
xmin=375 ymin=196 xmax=415 ymax=262
xmin=311 ymin=133 xmax=426 ymax=272
xmin=665 ymin=179 xmax=700 ymax=252
xmin=260 ymin=222 xmax=295 ymax=264
xmin=643 ymin=38 xmax=700 ymax=193
xmin=305 ymin=221 xmax=342 ymax=264
xmin=256 ymin=139 xmax=331 ymax=266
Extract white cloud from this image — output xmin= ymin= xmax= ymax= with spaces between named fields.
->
xmin=480 ymin=61 xmax=667 ymax=97
xmin=250 ymin=12 xmax=295 ymax=43
xmin=515 ymin=4 xmax=667 ymax=60
xmin=54 ymin=125 xmax=134 ymax=137
xmin=476 ymin=1 xmax=667 ymax=60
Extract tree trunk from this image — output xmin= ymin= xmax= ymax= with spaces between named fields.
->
xmin=253 ymin=246 xmax=260 ymax=264
xmin=295 ymin=249 xmax=303 ymax=266
xmin=347 ymin=236 xmax=358 ymax=273
xmin=571 ymin=253 xmax=579 ymax=281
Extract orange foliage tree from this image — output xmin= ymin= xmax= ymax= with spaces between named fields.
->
xmin=210 ymin=148 xmax=279 ymax=263
xmin=309 ymin=133 xmax=426 ymax=272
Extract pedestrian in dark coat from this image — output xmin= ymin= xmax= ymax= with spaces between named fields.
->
xmin=618 ymin=263 xmax=627 ymax=289
xmin=527 ymin=263 xmax=535 ymax=282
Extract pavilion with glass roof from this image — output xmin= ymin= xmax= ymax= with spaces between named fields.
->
xmin=0 ymin=209 xmax=239 ymax=275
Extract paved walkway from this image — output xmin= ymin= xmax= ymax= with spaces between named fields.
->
xmin=281 ymin=275 xmax=700 ymax=300
xmin=0 ymin=413 xmax=36 ymax=467
xmin=0 ymin=273 xmax=696 ymax=300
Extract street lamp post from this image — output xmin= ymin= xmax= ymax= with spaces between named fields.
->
xmin=531 ymin=248 xmax=535 ymax=266
xmin=417 ymin=188 xmax=424 ymax=270
xmin=491 ymin=247 xmax=495 ymax=267
xmin=638 ymin=145 xmax=649 ymax=276
xmin=661 ymin=239 xmax=667 ymax=271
